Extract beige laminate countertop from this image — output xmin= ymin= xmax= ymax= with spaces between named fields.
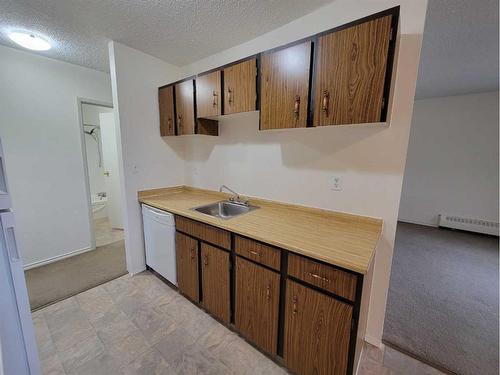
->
xmin=138 ymin=186 xmax=382 ymax=274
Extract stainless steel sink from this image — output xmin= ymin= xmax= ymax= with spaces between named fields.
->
xmin=191 ymin=201 xmax=258 ymax=220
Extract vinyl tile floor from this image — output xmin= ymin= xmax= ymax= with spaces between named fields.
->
xmin=33 ymin=271 xmax=446 ymax=375
xmin=358 ymin=343 xmax=448 ymax=375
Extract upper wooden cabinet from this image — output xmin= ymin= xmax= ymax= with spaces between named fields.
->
xmin=158 ymin=85 xmax=175 ymax=136
xmin=174 ymin=80 xmax=196 ymax=135
xmin=159 ymin=8 xmax=398 ymax=133
xmin=260 ymin=42 xmax=312 ymax=130
xmin=313 ymin=15 xmax=393 ymax=126
xmin=159 ymin=79 xmax=219 ymax=136
xmin=223 ymin=59 xmax=257 ymax=115
xmin=196 ymin=71 xmax=221 ymax=118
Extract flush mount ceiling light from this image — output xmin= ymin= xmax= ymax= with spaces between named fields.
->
xmin=8 ymin=32 xmax=51 ymax=51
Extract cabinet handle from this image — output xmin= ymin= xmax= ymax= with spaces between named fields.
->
xmin=306 ymin=271 xmax=330 ymax=283
xmin=294 ymin=95 xmax=300 ymax=119
xmin=227 ymin=88 xmax=233 ymax=104
xmin=322 ymin=90 xmax=329 ymax=116
xmin=266 ymin=285 xmax=271 ymax=301
xmin=178 ymin=115 xmax=182 ymax=130
xmin=292 ymin=295 xmax=298 ymax=314
xmin=203 ymin=254 xmax=208 ymax=266
xmin=190 ymin=248 xmax=195 ymax=260
xmin=167 ymin=117 xmax=172 ymax=130
xmin=212 ymin=90 xmax=218 ymax=108
xmin=248 ymin=250 xmax=261 ymax=257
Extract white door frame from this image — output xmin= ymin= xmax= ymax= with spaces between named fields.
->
xmin=77 ymin=98 xmax=113 ymax=250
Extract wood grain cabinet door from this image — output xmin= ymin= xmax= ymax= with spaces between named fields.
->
xmin=175 ymin=80 xmax=196 ymax=135
xmin=175 ymin=232 xmax=199 ymax=302
xmin=158 ymin=85 xmax=175 ymax=136
xmin=260 ymin=42 xmax=312 ymax=130
xmin=235 ymin=256 xmax=280 ymax=354
xmin=223 ymin=59 xmax=257 ymax=115
xmin=201 ymin=243 xmax=230 ymax=323
xmin=284 ymin=280 xmax=353 ymax=375
xmin=313 ymin=15 xmax=393 ymax=126
xmin=196 ymin=71 xmax=221 ymax=118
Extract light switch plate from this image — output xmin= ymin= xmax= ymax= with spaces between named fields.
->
xmin=329 ymin=175 xmax=343 ymax=191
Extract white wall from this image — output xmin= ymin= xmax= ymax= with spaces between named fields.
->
xmin=82 ymin=104 xmax=113 ymax=197
xmin=180 ymin=0 xmax=427 ymax=346
xmin=108 ymin=42 xmax=184 ymax=274
xmin=0 ymin=45 xmax=112 ymax=267
xmin=399 ymin=91 xmax=499 ymax=226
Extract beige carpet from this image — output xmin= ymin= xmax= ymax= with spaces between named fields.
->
xmin=25 ymin=240 xmax=127 ymax=310
xmin=384 ymin=222 xmax=499 ymax=375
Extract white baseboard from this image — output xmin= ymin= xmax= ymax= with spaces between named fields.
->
xmin=397 ymin=218 xmax=437 ymax=227
xmin=128 ymin=265 xmax=146 ymax=275
xmin=24 ymin=246 xmax=95 ymax=270
xmin=364 ymin=334 xmax=383 ymax=348
xmin=354 ymin=339 xmax=386 ymax=374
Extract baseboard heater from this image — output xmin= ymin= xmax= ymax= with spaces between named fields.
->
xmin=438 ymin=214 xmax=499 ymax=236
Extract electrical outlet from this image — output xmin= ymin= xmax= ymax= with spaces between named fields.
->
xmin=329 ymin=175 xmax=343 ymax=191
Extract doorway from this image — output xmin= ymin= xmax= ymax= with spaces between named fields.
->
xmin=80 ymin=101 xmax=124 ymax=248
xmin=24 ymin=99 xmax=127 ymax=311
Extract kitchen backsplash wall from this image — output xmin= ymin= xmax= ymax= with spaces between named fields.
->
xmin=177 ymin=0 xmax=427 ymax=347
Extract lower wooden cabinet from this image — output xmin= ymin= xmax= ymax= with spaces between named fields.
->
xmin=201 ymin=243 xmax=230 ymax=323
xmin=284 ymin=279 xmax=353 ymax=375
xmin=235 ymin=256 xmax=280 ymax=354
xmin=172 ymin=215 xmax=360 ymax=375
xmin=175 ymin=232 xmax=199 ymax=302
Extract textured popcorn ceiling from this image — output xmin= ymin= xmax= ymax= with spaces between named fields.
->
xmin=415 ymin=0 xmax=499 ymax=98
xmin=0 ymin=0 xmax=331 ymax=71
xmin=0 ymin=0 xmax=498 ymax=98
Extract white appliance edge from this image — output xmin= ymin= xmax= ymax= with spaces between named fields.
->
xmin=142 ymin=204 xmax=177 ymax=285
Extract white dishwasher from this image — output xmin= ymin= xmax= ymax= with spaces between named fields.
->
xmin=142 ymin=204 xmax=177 ymax=285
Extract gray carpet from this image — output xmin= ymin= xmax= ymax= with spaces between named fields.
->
xmin=384 ymin=222 xmax=499 ymax=375
xmin=25 ymin=240 xmax=127 ymax=310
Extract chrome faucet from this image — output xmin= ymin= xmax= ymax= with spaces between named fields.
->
xmin=219 ymin=185 xmax=249 ymax=206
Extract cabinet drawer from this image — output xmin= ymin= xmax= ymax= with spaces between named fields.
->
xmin=235 ymin=236 xmax=281 ymax=271
xmin=287 ymin=253 xmax=357 ymax=301
xmin=175 ymin=216 xmax=231 ymax=250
